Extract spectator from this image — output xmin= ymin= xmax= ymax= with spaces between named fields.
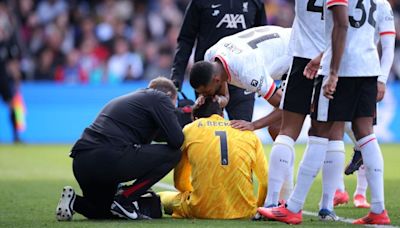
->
xmin=2 ymin=0 xmax=398 ymax=83
xmin=34 ymin=48 xmax=55 ymax=80
xmin=36 ymin=0 xmax=68 ymax=25
xmin=55 ymin=48 xmax=87 ymax=84
xmin=79 ymin=36 xmax=108 ymax=84
xmin=107 ymin=37 xmax=143 ymax=82
xmin=143 ymin=44 xmax=173 ymax=80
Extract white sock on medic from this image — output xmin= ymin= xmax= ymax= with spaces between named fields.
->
xmin=287 ymin=136 xmax=329 ymax=213
xmin=280 ymin=156 xmax=294 ymax=201
xmin=357 ymin=134 xmax=385 ymax=214
xmin=265 ymin=135 xmax=295 ymax=207
xmin=355 ymin=165 xmax=368 ymax=196
xmin=320 ymin=141 xmax=345 ymax=211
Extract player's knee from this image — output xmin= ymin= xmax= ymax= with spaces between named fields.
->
xmin=329 ymin=122 xmax=345 ymax=140
xmin=280 ymin=112 xmax=305 ymax=140
xmin=268 ymin=123 xmax=280 ymax=141
xmin=352 ymin=121 xmax=374 ymax=140
xmin=308 ymin=121 xmax=332 ymax=138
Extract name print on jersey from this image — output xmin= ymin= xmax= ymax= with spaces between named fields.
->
xmin=223 ymin=42 xmax=243 ymax=54
xmin=216 ymin=14 xmax=247 ymax=29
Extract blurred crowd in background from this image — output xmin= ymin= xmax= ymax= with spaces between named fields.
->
xmin=1 ymin=0 xmax=400 ymax=85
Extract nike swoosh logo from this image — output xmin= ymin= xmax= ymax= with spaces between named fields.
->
xmin=113 ymin=201 xmax=138 ymax=219
xmin=244 ymin=90 xmax=253 ymax=95
xmin=211 ymin=4 xmax=221 ymax=8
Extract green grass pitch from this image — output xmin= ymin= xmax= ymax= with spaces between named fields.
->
xmin=0 ymin=144 xmax=399 ymax=227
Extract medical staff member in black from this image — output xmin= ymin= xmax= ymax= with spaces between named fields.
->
xmin=56 ymin=77 xmax=183 ymax=221
xmin=171 ymin=0 xmax=266 ymax=121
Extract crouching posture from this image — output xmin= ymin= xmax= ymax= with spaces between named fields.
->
xmin=56 ymin=77 xmax=183 ymax=221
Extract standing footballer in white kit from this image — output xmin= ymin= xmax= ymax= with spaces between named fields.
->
xmin=256 ymin=0 xmax=327 ymax=214
xmin=337 ymin=0 xmax=396 ymax=209
xmin=259 ymin=0 xmax=391 ymax=225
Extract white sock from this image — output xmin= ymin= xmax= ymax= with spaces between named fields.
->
xmin=337 ymin=151 xmax=346 ymax=193
xmin=265 ymin=135 xmax=295 ymax=207
xmin=357 ymin=134 xmax=385 ymax=214
xmin=287 ymin=136 xmax=329 ymax=213
xmin=337 ymin=178 xmax=345 ymax=192
xmin=355 ymin=165 xmax=368 ymax=196
xmin=280 ymin=158 xmax=294 ymax=201
xmin=320 ymin=141 xmax=345 ymax=211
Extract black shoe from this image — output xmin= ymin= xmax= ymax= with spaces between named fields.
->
xmin=110 ymin=198 xmax=151 ymax=220
xmin=344 ymin=149 xmax=363 ymax=175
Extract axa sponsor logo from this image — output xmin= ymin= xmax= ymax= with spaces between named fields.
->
xmin=216 ymin=14 xmax=247 ymax=29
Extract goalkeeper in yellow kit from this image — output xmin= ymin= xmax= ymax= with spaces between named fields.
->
xmin=159 ymin=98 xmax=268 ymax=219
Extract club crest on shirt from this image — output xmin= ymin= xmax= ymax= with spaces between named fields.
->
xmin=211 ymin=3 xmax=221 ymax=16
xmin=212 ymin=10 xmax=220 ymax=16
xmin=251 ymin=79 xmax=259 ymax=87
xmin=243 ymin=2 xmax=248 ymax=12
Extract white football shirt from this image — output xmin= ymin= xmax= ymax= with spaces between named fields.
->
xmin=319 ymin=0 xmax=381 ymax=77
xmin=204 ymin=26 xmax=292 ymax=100
xmin=375 ymin=0 xmax=396 ymax=83
xmin=375 ymin=0 xmax=396 ymax=42
xmin=288 ymin=0 xmax=326 ymax=59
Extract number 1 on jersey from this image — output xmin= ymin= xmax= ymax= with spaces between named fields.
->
xmin=215 ymin=131 xmax=229 ymax=165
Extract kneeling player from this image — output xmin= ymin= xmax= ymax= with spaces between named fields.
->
xmin=159 ymin=98 xmax=268 ymax=219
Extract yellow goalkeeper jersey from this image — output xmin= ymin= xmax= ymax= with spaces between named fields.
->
xmin=174 ymin=114 xmax=268 ymax=219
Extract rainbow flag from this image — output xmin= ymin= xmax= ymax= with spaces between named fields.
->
xmin=11 ymin=91 xmax=27 ymax=132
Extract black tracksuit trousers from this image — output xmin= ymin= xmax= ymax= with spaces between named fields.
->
xmin=72 ymin=143 xmax=181 ymax=219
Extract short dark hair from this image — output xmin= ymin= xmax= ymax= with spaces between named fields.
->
xmin=192 ymin=97 xmax=223 ymax=119
xmin=148 ymin=77 xmax=177 ymax=99
xmin=189 ymin=61 xmax=214 ymax=89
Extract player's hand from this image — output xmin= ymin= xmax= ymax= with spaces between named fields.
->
xmin=376 ymin=81 xmax=386 ymax=102
xmin=230 ymin=120 xmax=255 ymax=131
xmin=303 ymin=58 xmax=320 ymax=79
xmin=304 ymin=53 xmax=323 ymax=79
xmin=194 ymin=95 xmax=206 ymax=108
xmin=323 ymin=73 xmax=338 ymax=100
xmin=213 ymin=95 xmax=228 ymax=108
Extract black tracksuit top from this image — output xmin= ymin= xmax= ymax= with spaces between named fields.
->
xmin=171 ymin=0 xmax=266 ymax=89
